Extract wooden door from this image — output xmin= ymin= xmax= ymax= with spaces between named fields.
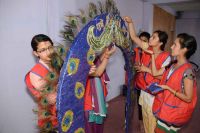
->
xmin=153 ymin=5 xmax=175 ymax=51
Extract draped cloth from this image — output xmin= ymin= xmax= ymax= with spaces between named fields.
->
xmin=84 ymin=57 xmax=109 ymax=125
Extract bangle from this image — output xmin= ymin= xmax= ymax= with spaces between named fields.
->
xmin=174 ymin=90 xmax=177 ymax=96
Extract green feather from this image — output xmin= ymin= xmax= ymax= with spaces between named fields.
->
xmin=40 ymin=97 xmax=49 ymax=107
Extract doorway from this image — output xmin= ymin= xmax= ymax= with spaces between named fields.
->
xmin=153 ymin=5 xmax=176 ymax=51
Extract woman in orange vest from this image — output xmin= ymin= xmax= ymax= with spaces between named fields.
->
xmin=124 ymin=16 xmax=171 ymax=133
xmin=124 ymin=32 xmax=150 ymax=120
xmin=152 ymin=33 xmax=197 ymax=133
xmin=134 ymin=32 xmax=150 ymax=121
xmin=25 ymin=34 xmax=60 ymax=132
xmin=84 ymin=46 xmax=116 ymax=133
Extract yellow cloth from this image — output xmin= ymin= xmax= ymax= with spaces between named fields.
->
xmin=139 ymin=91 xmax=157 ymax=133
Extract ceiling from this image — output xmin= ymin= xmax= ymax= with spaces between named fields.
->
xmin=143 ymin=0 xmax=200 ymax=12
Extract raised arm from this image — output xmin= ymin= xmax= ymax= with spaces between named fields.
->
xmin=89 ymin=46 xmax=116 ymax=77
xmin=124 ymin=16 xmax=146 ymax=49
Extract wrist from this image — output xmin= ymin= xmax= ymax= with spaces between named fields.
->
xmin=104 ymin=55 xmax=109 ymax=60
xmin=104 ymin=54 xmax=110 ymax=59
xmin=174 ymin=90 xmax=177 ymax=96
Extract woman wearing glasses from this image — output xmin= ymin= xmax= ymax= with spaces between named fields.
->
xmin=25 ymin=34 xmax=60 ymax=133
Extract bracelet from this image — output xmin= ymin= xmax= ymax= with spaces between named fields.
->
xmin=174 ymin=90 xmax=177 ymax=96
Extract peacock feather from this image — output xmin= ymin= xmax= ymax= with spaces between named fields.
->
xmin=40 ymin=97 xmax=49 ymax=107
xmin=87 ymin=15 xmax=129 ymax=54
xmin=88 ymin=3 xmax=98 ymax=19
xmin=42 ymin=85 xmax=54 ymax=94
xmin=58 ymin=0 xmax=135 ymax=132
xmin=50 ymin=53 xmax=64 ymax=72
xmin=61 ymin=0 xmax=128 ymax=51
xmin=40 ymin=110 xmax=51 ymax=119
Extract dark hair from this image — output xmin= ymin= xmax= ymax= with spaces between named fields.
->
xmin=154 ymin=30 xmax=168 ymax=51
xmin=177 ymin=33 xmax=197 ymax=59
xmin=31 ymin=34 xmax=53 ymax=51
xmin=139 ymin=32 xmax=150 ymax=40
xmin=165 ymin=33 xmax=197 ymax=70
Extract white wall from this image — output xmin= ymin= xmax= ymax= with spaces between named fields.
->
xmin=0 ymin=0 xmax=145 ymax=132
xmin=0 ymin=0 xmax=49 ymax=133
xmin=143 ymin=2 xmax=154 ymax=33
xmin=176 ymin=11 xmax=200 ymax=66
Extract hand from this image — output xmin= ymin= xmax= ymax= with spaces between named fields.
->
xmin=144 ymin=49 xmax=153 ymax=55
xmin=47 ymin=92 xmax=57 ymax=105
xmin=134 ymin=64 xmax=148 ymax=73
xmin=123 ymin=16 xmax=133 ymax=23
xmin=89 ymin=64 xmax=96 ymax=75
xmin=104 ymin=45 xmax=117 ymax=58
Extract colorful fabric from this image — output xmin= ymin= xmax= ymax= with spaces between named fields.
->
xmin=84 ymin=57 xmax=108 ymax=125
xmin=84 ymin=111 xmax=104 ymax=133
xmin=156 ymin=120 xmax=181 ymax=133
xmin=90 ymin=77 xmax=107 ymax=120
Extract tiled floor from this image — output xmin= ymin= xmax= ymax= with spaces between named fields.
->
xmin=104 ymin=71 xmax=200 ymax=133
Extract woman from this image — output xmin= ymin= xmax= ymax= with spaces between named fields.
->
xmin=124 ymin=16 xmax=171 ymax=133
xmin=153 ymin=33 xmax=197 ymax=133
xmin=25 ymin=34 xmax=60 ymax=132
xmin=84 ymin=46 xmax=116 ymax=133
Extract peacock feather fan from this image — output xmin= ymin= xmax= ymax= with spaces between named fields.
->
xmin=61 ymin=0 xmax=125 ymax=51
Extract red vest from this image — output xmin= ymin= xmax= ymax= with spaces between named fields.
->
xmin=153 ymin=63 xmax=197 ymax=126
xmin=135 ymin=50 xmax=170 ymax=91
xmin=133 ymin=47 xmax=142 ymax=64
xmin=25 ymin=63 xmax=49 ymax=100
xmin=25 ymin=63 xmax=58 ymax=128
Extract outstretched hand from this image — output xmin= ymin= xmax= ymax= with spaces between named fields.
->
xmin=104 ymin=45 xmax=117 ymax=58
xmin=134 ymin=64 xmax=149 ymax=73
xmin=144 ymin=49 xmax=153 ymax=55
xmin=89 ymin=64 xmax=96 ymax=75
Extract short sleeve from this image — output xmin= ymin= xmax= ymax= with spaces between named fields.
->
xmin=184 ymin=69 xmax=195 ymax=80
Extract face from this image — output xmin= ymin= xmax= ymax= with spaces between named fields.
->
xmin=140 ymin=36 xmax=149 ymax=43
xmin=171 ymin=38 xmax=186 ymax=57
xmin=149 ymin=32 xmax=161 ymax=47
xmin=33 ymin=41 xmax=54 ymax=62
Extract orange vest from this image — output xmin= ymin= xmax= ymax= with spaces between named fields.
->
xmin=153 ymin=63 xmax=197 ymax=126
xmin=133 ymin=47 xmax=142 ymax=64
xmin=135 ymin=50 xmax=170 ymax=91
xmin=25 ymin=63 xmax=58 ymax=128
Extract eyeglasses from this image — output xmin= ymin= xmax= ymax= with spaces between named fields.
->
xmin=37 ymin=46 xmax=54 ymax=53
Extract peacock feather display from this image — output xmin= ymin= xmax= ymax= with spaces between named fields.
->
xmin=58 ymin=0 xmax=135 ymax=133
